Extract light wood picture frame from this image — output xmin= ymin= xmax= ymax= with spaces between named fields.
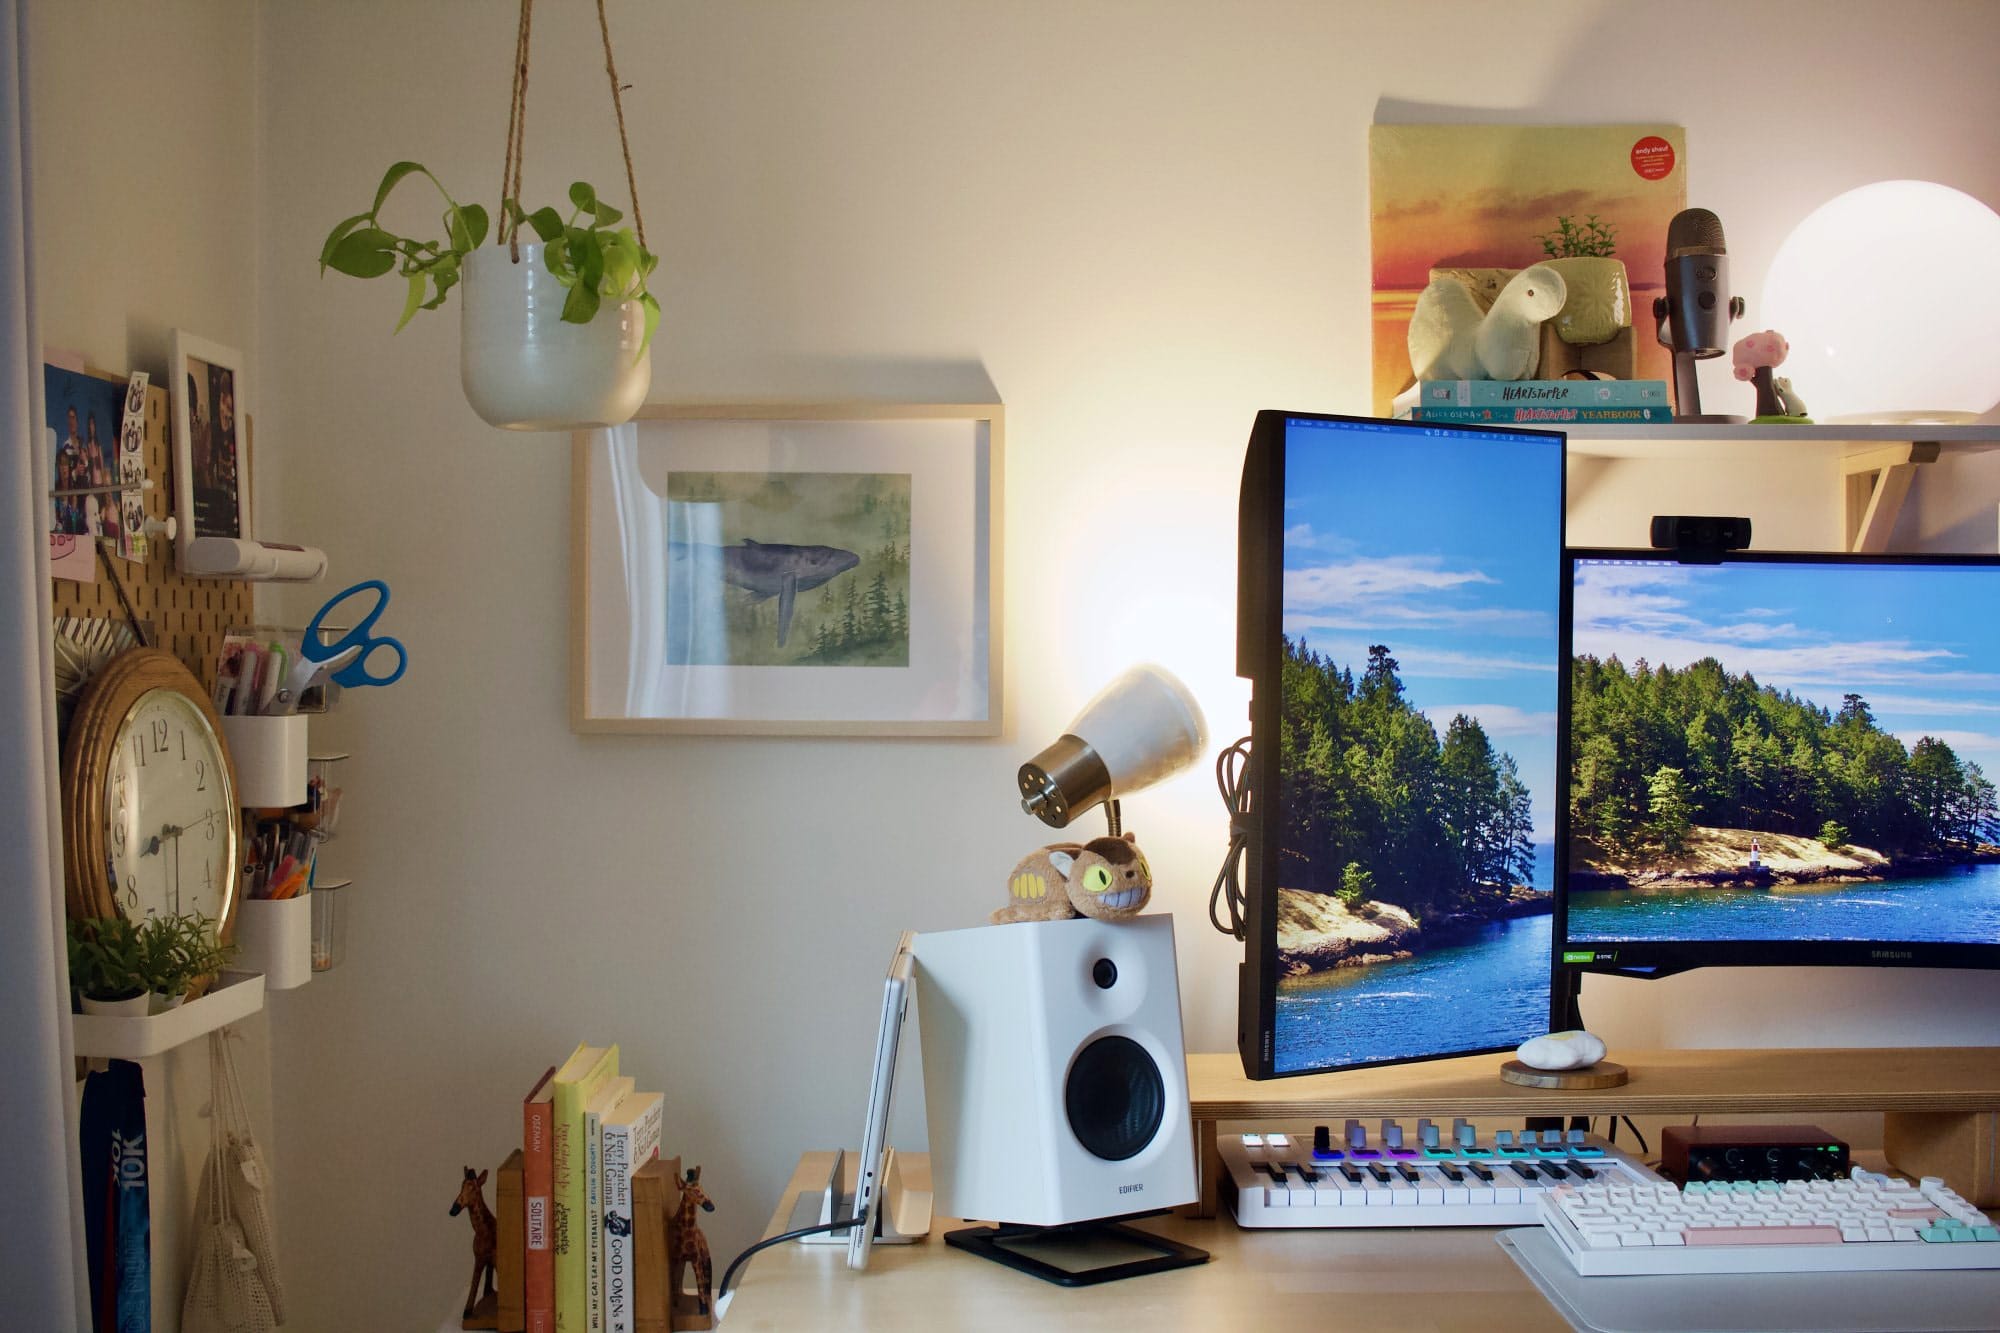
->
xmin=572 ymin=403 xmax=1003 ymax=736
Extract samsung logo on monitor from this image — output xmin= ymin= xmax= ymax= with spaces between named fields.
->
xmin=1871 ymin=950 xmax=1915 ymax=961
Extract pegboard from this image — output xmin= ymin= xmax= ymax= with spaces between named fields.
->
xmin=50 ymin=368 xmax=252 ymax=692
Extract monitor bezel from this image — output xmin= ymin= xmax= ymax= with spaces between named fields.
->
xmin=1237 ymin=409 xmax=1569 ymax=1080
xmin=1556 ymin=546 xmax=2000 ymax=984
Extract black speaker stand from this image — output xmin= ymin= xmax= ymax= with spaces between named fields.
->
xmin=944 ymin=1215 xmax=1209 ymax=1287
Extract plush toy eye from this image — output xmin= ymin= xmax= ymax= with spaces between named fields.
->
xmin=1083 ymin=865 xmax=1113 ymax=893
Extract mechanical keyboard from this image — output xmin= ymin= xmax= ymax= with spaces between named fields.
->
xmin=1536 ymin=1167 xmax=2000 ymax=1276
xmin=1222 ymin=1118 xmax=1663 ymax=1229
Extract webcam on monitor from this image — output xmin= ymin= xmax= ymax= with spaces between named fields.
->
xmin=1649 ymin=514 xmax=1751 ymax=562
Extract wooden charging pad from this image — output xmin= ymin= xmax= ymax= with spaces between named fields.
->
xmin=1500 ymin=1059 xmax=1629 ymax=1089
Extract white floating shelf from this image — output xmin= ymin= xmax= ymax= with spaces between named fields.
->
xmin=71 ymin=971 xmax=266 ymax=1060
xmin=1565 ymin=420 xmax=2000 ymax=458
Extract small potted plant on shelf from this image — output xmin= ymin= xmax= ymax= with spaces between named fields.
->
xmin=320 ymin=164 xmax=659 ymax=431
xmin=67 ymin=917 xmax=151 ymax=1016
xmin=1533 ymin=214 xmax=1631 ymax=350
xmin=67 ymin=914 xmax=239 ymax=1016
xmin=141 ymin=913 xmax=238 ymax=1012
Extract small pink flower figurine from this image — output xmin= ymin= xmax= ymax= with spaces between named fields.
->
xmin=1732 ymin=330 xmax=1790 ymax=417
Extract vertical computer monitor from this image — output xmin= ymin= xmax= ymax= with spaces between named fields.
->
xmin=1236 ymin=410 xmax=1567 ymax=1078
xmin=1557 ymin=549 xmax=2000 ymax=984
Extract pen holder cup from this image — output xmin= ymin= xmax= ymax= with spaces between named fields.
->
xmin=221 ymin=713 xmax=309 ymax=809
xmin=236 ymin=894 xmax=314 ymax=989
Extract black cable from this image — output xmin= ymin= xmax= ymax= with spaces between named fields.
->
xmin=1619 ymin=1116 xmax=1649 ymax=1156
xmin=1209 ymin=736 xmax=1253 ymax=940
xmin=718 ymin=1217 xmax=860 ymax=1304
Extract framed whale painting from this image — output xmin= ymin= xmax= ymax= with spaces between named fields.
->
xmin=572 ymin=403 xmax=1002 ymax=734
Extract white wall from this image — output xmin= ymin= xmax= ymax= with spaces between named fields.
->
xmin=248 ymin=2 xmax=2000 ymax=1325
xmin=26 ymin=4 xmax=268 ymax=1330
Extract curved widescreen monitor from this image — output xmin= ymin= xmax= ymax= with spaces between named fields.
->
xmin=1237 ymin=410 xmax=1566 ymax=1079
xmin=1557 ymin=549 xmax=2000 ymax=980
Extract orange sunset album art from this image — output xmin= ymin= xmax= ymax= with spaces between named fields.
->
xmin=1370 ymin=124 xmax=1687 ymax=414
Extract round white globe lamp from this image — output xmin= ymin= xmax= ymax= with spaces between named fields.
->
xmin=1760 ymin=180 xmax=2000 ymax=423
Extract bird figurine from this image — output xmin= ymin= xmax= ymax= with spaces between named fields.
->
xmin=1408 ymin=264 xmax=1568 ymax=382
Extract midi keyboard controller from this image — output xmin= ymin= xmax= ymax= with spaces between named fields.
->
xmin=1222 ymin=1117 xmax=1663 ymax=1228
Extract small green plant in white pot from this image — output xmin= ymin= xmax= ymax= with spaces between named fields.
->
xmin=68 ymin=914 xmax=239 ymax=1014
xmin=142 ymin=913 xmax=238 ymax=1012
xmin=68 ymin=917 xmax=150 ymax=1016
xmin=320 ymin=164 xmax=659 ymax=430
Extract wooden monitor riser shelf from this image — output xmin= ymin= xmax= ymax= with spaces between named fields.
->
xmin=1185 ymin=1047 xmax=2000 ymax=1215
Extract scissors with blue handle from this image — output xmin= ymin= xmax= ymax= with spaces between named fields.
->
xmin=302 ymin=579 xmax=408 ymax=688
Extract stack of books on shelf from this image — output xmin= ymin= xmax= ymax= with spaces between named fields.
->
xmin=1396 ymin=378 xmax=1671 ymax=424
xmin=494 ymin=1042 xmax=680 ymax=1333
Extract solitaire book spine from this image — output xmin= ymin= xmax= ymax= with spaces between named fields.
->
xmin=524 ymin=1066 xmax=557 ymax=1333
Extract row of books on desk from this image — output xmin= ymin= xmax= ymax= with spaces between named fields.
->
xmin=501 ymin=1041 xmax=687 ymax=1333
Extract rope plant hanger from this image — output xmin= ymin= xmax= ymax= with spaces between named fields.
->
xmin=318 ymin=0 xmax=659 ymax=430
xmin=499 ymin=0 xmax=650 ymax=267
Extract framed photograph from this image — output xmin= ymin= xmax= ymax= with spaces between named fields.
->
xmin=170 ymin=330 xmax=250 ymax=551
xmin=572 ymin=403 xmax=1002 ymax=735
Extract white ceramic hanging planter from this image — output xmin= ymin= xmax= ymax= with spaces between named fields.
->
xmin=460 ymin=243 xmax=652 ymax=431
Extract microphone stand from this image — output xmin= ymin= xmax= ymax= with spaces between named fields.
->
xmin=1655 ymin=299 xmax=1748 ymax=424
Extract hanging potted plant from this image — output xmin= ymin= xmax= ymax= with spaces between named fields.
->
xmin=316 ymin=0 xmax=659 ymax=431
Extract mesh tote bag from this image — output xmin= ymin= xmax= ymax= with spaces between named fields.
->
xmin=182 ymin=1029 xmax=280 ymax=1333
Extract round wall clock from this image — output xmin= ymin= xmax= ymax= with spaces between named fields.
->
xmin=62 ymin=647 xmax=241 ymax=951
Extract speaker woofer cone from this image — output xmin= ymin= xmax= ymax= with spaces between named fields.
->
xmin=1065 ymin=1035 xmax=1165 ymax=1162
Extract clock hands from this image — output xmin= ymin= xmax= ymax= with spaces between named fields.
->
xmin=140 ymin=809 xmax=216 ymax=856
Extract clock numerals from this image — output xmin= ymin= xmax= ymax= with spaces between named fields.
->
xmin=130 ymin=732 xmax=146 ymax=768
xmin=151 ymin=718 xmax=169 ymax=754
xmin=122 ymin=875 xmax=138 ymax=910
xmin=194 ymin=758 xmax=207 ymax=792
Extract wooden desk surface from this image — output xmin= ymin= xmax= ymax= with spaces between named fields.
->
xmin=726 ymin=1152 xmax=1565 ymax=1332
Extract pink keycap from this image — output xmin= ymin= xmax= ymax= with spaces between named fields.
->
xmin=1888 ymin=1207 xmax=1944 ymax=1220
xmin=1684 ymin=1226 xmax=1844 ymax=1246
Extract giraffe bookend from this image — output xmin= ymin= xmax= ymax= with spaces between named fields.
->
xmin=667 ymin=1166 xmax=717 ymax=1330
xmin=451 ymin=1166 xmax=499 ymax=1330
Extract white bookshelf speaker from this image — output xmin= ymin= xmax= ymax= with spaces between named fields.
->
xmin=912 ymin=914 xmax=1196 ymax=1227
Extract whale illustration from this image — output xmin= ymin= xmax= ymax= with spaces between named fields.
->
xmin=669 ymin=538 xmax=860 ymax=647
